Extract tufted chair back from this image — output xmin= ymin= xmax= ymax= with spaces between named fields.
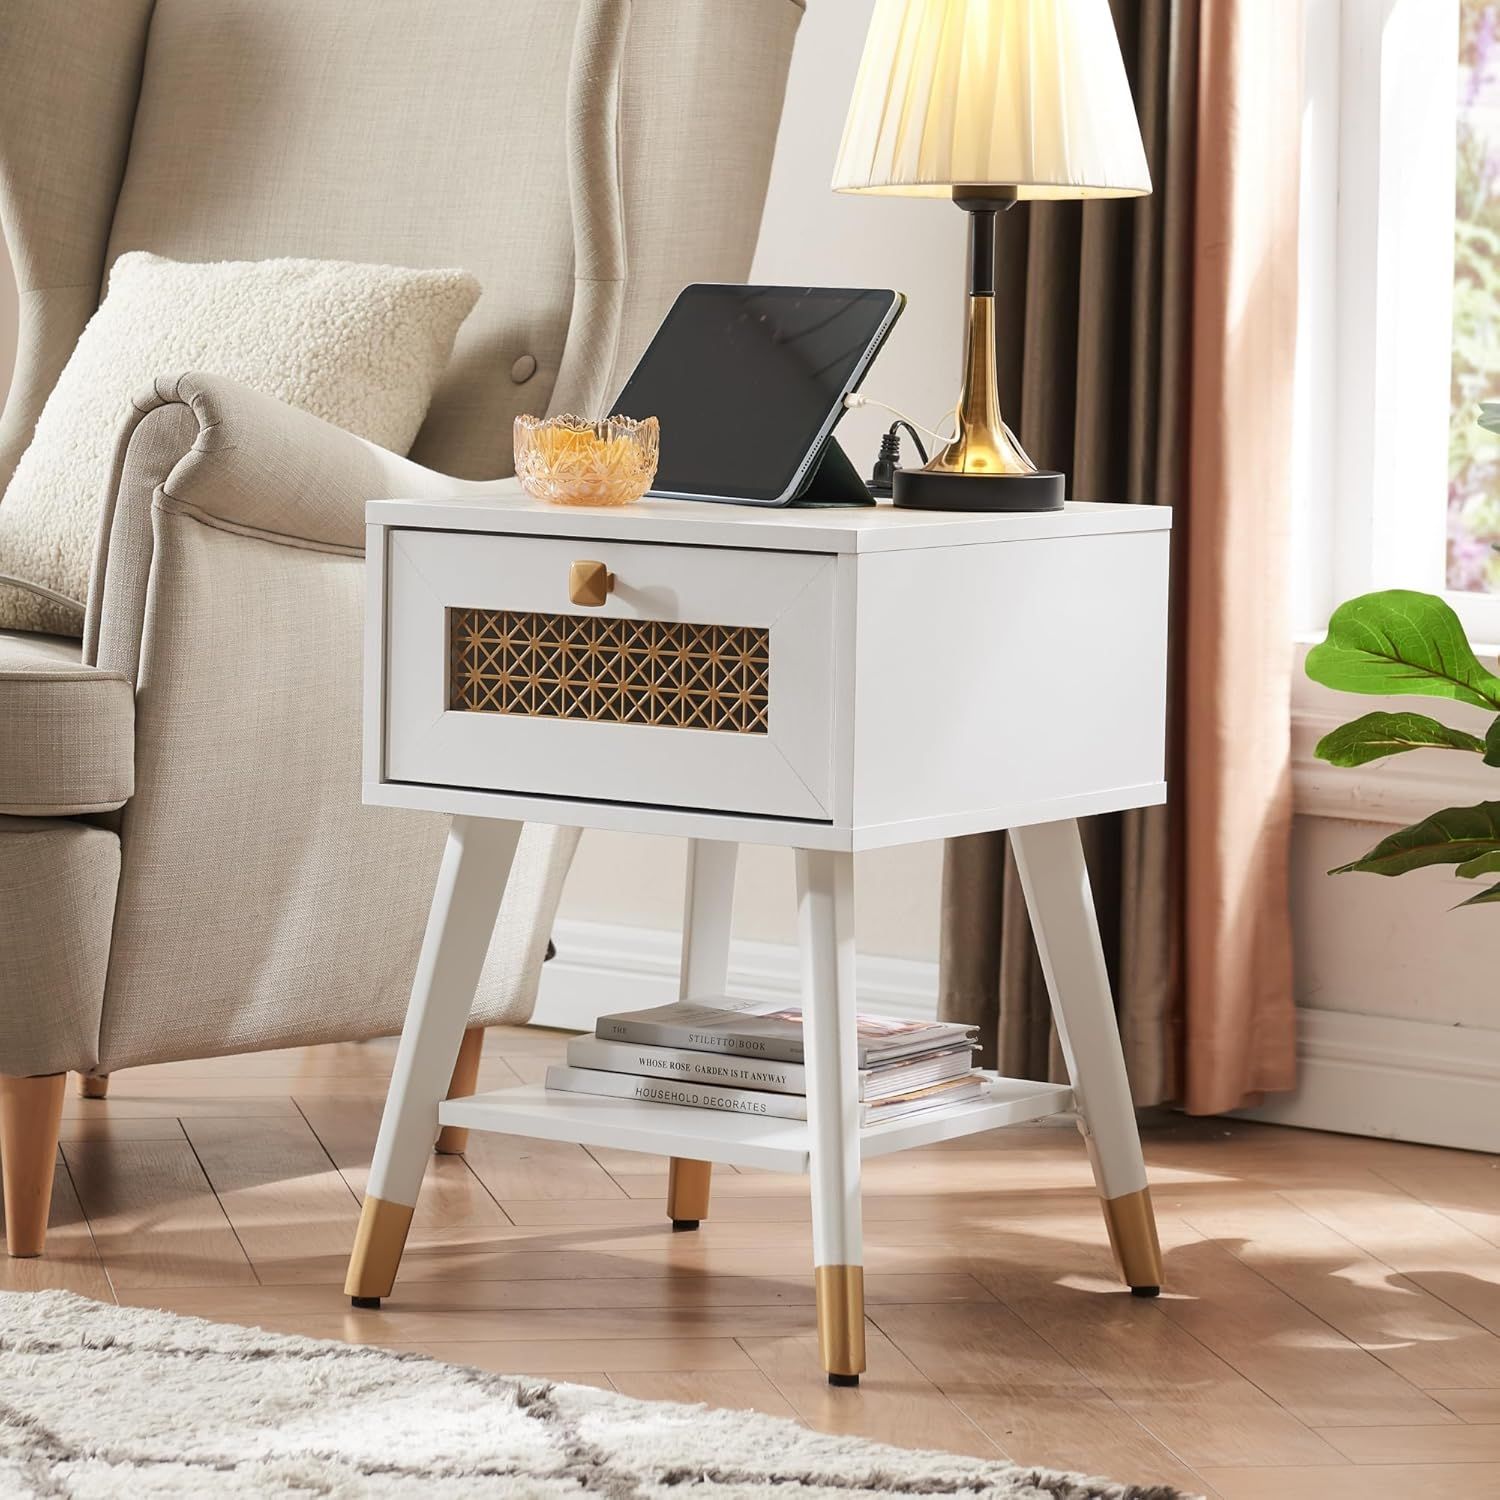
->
xmin=0 ymin=0 xmax=802 ymax=488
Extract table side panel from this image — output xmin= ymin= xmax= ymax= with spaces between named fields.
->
xmin=851 ymin=530 xmax=1170 ymax=830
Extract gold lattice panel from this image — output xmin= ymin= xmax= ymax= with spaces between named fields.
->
xmin=449 ymin=608 xmax=770 ymax=734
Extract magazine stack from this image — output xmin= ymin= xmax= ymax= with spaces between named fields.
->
xmin=545 ymin=999 xmax=983 ymax=1123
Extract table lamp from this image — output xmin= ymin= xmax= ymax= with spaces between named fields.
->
xmin=833 ymin=0 xmax=1151 ymax=511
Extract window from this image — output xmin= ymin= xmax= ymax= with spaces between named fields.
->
xmin=1450 ymin=2 xmax=1500 ymax=593
xmin=1295 ymin=0 xmax=1500 ymax=645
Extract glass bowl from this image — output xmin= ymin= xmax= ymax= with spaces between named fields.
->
xmin=513 ymin=413 xmax=659 ymax=507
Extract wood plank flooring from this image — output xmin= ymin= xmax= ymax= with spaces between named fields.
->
xmin=11 ymin=1025 xmax=1499 ymax=1498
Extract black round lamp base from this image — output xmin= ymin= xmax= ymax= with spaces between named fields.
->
xmin=892 ymin=467 xmax=1064 ymax=512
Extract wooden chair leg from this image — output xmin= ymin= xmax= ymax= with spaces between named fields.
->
xmin=0 ymin=1074 xmax=66 ymax=1258
xmin=78 ymin=1073 xmax=109 ymax=1100
xmin=435 ymin=1025 xmax=485 ymax=1156
xmin=667 ymin=1157 xmax=713 ymax=1230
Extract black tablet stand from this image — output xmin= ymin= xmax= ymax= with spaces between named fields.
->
xmin=787 ymin=436 xmax=875 ymax=508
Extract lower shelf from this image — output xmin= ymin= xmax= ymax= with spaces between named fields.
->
xmin=438 ymin=1075 xmax=1075 ymax=1174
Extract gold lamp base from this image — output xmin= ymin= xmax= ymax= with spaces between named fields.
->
xmin=895 ymin=194 xmax=1063 ymax=513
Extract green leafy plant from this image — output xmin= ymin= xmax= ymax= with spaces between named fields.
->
xmin=1307 ymin=589 xmax=1500 ymax=907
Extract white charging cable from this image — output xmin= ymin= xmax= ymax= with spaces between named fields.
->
xmin=843 ymin=391 xmax=955 ymax=446
xmin=844 ymin=391 xmax=1038 ymax=470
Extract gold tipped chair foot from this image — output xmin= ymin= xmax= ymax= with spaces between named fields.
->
xmin=0 ymin=1074 xmax=67 ymax=1258
xmin=344 ymin=1195 xmax=416 ymax=1306
xmin=814 ymin=1264 xmax=866 ymax=1386
xmin=1101 ymin=1186 xmax=1163 ymax=1295
xmin=78 ymin=1073 xmax=109 ymax=1100
xmin=434 ymin=1026 xmax=484 ymax=1156
xmin=666 ymin=1157 xmax=712 ymax=1231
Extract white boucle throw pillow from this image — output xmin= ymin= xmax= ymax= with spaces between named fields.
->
xmin=0 ymin=251 xmax=480 ymax=636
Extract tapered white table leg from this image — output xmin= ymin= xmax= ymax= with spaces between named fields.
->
xmin=679 ymin=840 xmax=738 ymax=998
xmin=796 ymin=847 xmax=866 ymax=1385
xmin=667 ymin=839 xmax=739 ymax=1230
xmin=1010 ymin=818 xmax=1163 ymax=1295
xmin=345 ymin=816 xmax=522 ymax=1306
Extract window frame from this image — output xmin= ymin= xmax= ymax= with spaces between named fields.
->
xmin=1296 ymin=0 xmax=1499 ymax=643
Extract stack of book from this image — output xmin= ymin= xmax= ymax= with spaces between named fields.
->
xmin=545 ymin=998 xmax=983 ymax=1124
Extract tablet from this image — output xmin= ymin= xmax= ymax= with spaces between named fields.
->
xmin=610 ymin=284 xmax=903 ymax=506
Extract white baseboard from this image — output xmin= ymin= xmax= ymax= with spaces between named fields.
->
xmin=532 ymin=918 xmax=940 ymax=1034
xmin=1236 ymin=1006 xmax=1500 ymax=1153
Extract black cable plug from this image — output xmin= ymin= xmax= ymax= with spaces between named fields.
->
xmin=866 ymin=428 xmax=902 ymax=498
xmin=865 ymin=421 xmax=930 ymax=498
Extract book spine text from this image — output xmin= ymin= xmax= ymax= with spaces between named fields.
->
xmin=567 ymin=1038 xmax=810 ymax=1094
xmin=596 ymin=1017 xmax=809 ymax=1064
xmin=546 ymin=1065 xmax=808 ymax=1119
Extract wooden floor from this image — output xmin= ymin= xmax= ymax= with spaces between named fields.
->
xmin=10 ymin=1025 xmax=1499 ymax=1498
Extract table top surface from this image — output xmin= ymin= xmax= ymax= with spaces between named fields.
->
xmin=368 ymin=482 xmax=1172 ymax=554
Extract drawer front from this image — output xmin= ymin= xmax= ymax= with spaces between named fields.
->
xmin=383 ymin=529 xmax=838 ymax=818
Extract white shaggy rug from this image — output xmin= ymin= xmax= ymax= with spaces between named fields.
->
xmin=0 ymin=1291 xmax=1193 ymax=1498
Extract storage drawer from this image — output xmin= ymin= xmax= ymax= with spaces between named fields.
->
xmin=382 ymin=529 xmax=839 ymax=819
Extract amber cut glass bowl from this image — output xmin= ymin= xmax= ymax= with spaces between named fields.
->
xmin=513 ymin=413 xmax=659 ymax=507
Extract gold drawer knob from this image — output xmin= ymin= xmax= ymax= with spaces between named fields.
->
xmin=568 ymin=559 xmax=615 ymax=608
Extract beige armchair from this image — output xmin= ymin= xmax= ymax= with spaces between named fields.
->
xmin=0 ymin=0 xmax=800 ymax=1255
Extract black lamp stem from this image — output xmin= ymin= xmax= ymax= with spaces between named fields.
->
xmin=965 ymin=203 xmax=997 ymax=298
xmin=954 ymin=191 xmax=1014 ymax=297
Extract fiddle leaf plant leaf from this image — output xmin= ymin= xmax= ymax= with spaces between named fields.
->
xmin=1330 ymin=801 xmax=1500 ymax=877
xmin=1313 ymin=712 xmax=1485 ymax=767
xmin=1485 ymin=716 xmax=1500 ymax=768
xmin=1305 ymin=591 xmax=1500 ymax=709
xmin=1456 ymin=879 xmax=1500 ymax=909
xmin=1457 ymin=849 xmax=1500 ymax=879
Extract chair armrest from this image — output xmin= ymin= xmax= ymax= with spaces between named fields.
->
xmin=83 ymin=372 xmax=573 ymax=1071
xmin=85 ymin=371 xmax=508 ymax=671
xmin=135 ymin=371 xmax=503 ymax=550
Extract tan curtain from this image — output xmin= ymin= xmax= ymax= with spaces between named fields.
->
xmin=938 ymin=0 xmax=1300 ymax=1114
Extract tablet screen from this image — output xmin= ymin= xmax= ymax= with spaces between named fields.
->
xmin=611 ymin=285 xmax=900 ymax=503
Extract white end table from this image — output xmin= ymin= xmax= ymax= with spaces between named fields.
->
xmin=346 ymin=485 xmax=1171 ymax=1386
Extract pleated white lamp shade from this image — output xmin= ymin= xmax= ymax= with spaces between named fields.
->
xmin=832 ymin=0 xmax=1152 ymax=200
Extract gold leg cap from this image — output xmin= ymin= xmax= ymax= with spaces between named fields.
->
xmin=815 ymin=1264 xmax=866 ymax=1379
xmin=344 ymin=1195 xmax=415 ymax=1302
xmin=1101 ymin=1185 xmax=1163 ymax=1292
xmin=667 ymin=1158 xmax=712 ymax=1229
